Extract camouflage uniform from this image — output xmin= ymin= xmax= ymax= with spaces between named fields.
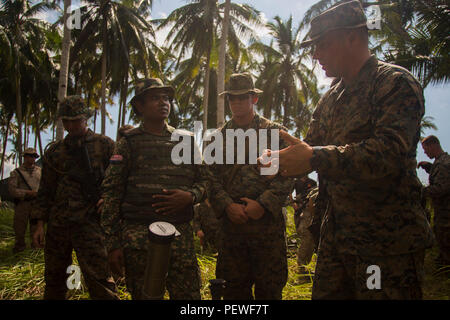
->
xmin=32 ymin=96 xmax=118 ymax=300
xmin=193 ymin=200 xmax=221 ymax=252
xmin=208 ymin=110 xmax=293 ymax=300
xmin=423 ymin=152 xmax=450 ymax=265
xmin=8 ymin=148 xmax=41 ymax=252
xmin=300 ymin=1 xmax=434 ymax=300
xmin=101 ymin=79 xmax=207 ymax=300
xmin=296 ymin=187 xmax=318 ymax=271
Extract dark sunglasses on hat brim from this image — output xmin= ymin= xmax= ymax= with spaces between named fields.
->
xmin=226 ymin=93 xmax=254 ymax=101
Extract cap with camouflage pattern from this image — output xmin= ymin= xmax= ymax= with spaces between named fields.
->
xmin=23 ymin=147 xmax=39 ymax=158
xmin=130 ymin=78 xmax=175 ymax=116
xmin=300 ymin=0 xmax=367 ymax=48
xmin=219 ymin=72 xmax=263 ymax=97
xmin=57 ymin=95 xmax=93 ymax=120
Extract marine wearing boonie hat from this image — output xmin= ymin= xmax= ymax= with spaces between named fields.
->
xmin=130 ymin=78 xmax=175 ymax=117
xmin=57 ymin=95 xmax=94 ymax=120
xmin=300 ymin=0 xmax=368 ymax=48
xmin=219 ymin=72 xmax=263 ymax=97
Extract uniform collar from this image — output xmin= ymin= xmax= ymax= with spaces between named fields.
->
xmin=337 ymin=55 xmax=378 ymax=93
xmin=229 ymin=112 xmax=260 ymax=130
xmin=138 ymin=122 xmax=173 ymax=136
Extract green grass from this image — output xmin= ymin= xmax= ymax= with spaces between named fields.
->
xmin=0 ymin=205 xmax=448 ymax=300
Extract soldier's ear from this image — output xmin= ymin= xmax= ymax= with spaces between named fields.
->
xmin=252 ymin=95 xmax=259 ymax=105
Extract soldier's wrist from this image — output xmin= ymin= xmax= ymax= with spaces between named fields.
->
xmin=310 ymin=147 xmax=324 ymax=171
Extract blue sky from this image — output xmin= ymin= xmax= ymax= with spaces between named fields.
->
xmin=3 ymin=0 xmax=449 ymax=186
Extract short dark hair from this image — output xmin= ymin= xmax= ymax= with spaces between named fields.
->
xmin=422 ymin=135 xmax=441 ymax=146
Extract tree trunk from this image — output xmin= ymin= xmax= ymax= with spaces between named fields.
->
xmin=15 ymin=46 xmax=23 ymax=166
xmin=56 ymin=0 xmax=72 ymax=141
xmin=217 ymin=0 xmax=231 ymax=128
xmin=100 ymin=11 xmax=108 ymax=135
xmin=0 ymin=116 xmax=11 ymax=179
xmin=203 ymin=49 xmax=212 ymax=132
xmin=122 ymin=73 xmax=128 ymax=126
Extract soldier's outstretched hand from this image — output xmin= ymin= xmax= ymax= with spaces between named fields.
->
xmin=259 ymin=130 xmax=313 ymax=177
xmin=152 ymin=189 xmax=193 ymax=215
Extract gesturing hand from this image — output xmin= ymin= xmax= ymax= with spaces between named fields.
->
xmin=258 ymin=130 xmax=313 ymax=177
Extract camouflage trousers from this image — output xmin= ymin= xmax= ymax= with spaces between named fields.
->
xmin=13 ymin=200 xmax=37 ymax=252
xmin=434 ymin=226 xmax=450 ymax=265
xmin=217 ymin=230 xmax=287 ymax=300
xmin=123 ymin=222 xmax=201 ymax=300
xmin=44 ymin=216 xmax=118 ymax=300
xmin=312 ymin=221 xmax=425 ymax=300
xmin=296 ymin=230 xmax=315 ymax=268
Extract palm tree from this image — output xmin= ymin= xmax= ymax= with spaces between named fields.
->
xmin=251 ymin=16 xmax=320 ymax=132
xmin=0 ymin=0 xmax=55 ymax=163
xmin=55 ymin=0 xmax=72 ymax=141
xmin=216 ymin=0 xmax=231 ymax=128
xmin=299 ymin=0 xmax=449 ymax=88
xmin=69 ymin=0 xmax=155 ymax=135
xmin=383 ymin=1 xmax=449 ymax=87
xmin=157 ymin=0 xmax=262 ymax=130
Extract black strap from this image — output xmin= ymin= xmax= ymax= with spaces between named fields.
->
xmin=15 ymin=168 xmax=33 ymax=191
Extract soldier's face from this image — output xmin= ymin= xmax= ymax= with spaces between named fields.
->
xmin=137 ymin=89 xmax=171 ymax=121
xmin=228 ymin=93 xmax=258 ymax=118
xmin=62 ymin=118 xmax=88 ymax=137
xmin=422 ymin=143 xmax=437 ymax=159
xmin=312 ymin=30 xmax=349 ymax=78
xmin=23 ymin=155 xmax=36 ymax=166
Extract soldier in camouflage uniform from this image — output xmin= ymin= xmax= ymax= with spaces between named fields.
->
xmin=100 ymin=78 xmax=207 ymax=300
xmin=418 ymin=135 xmax=450 ymax=266
xmin=193 ymin=199 xmax=221 ymax=252
xmin=208 ymin=73 xmax=293 ymax=300
xmin=262 ymin=1 xmax=433 ymax=299
xmin=31 ymin=96 xmax=118 ymax=300
xmin=295 ymin=187 xmax=319 ymax=279
xmin=8 ymin=148 xmax=41 ymax=253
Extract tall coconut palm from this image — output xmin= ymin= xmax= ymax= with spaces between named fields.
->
xmin=157 ymin=0 xmax=262 ymax=130
xmin=216 ymin=0 xmax=231 ymax=128
xmin=0 ymin=0 xmax=55 ymax=163
xmin=69 ymin=0 xmax=155 ymax=135
xmin=55 ymin=0 xmax=72 ymax=141
xmin=251 ymin=16 xmax=320 ymax=131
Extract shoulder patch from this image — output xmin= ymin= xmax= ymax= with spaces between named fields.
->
xmin=109 ymin=154 xmax=124 ymax=164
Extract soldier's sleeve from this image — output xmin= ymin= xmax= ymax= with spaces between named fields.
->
xmin=8 ymin=170 xmax=28 ymax=200
xmin=187 ymin=137 xmax=208 ymax=205
xmin=423 ymin=161 xmax=450 ymax=199
xmin=31 ymin=144 xmax=59 ymax=221
xmin=100 ymin=137 xmax=129 ymax=253
xmin=207 ymin=163 xmax=235 ymax=219
xmin=310 ymin=73 xmax=425 ymax=181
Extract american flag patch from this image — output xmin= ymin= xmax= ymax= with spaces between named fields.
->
xmin=110 ymin=154 xmax=123 ymax=164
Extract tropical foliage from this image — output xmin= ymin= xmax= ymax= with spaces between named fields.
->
xmin=0 ymin=0 xmax=445 ymax=177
